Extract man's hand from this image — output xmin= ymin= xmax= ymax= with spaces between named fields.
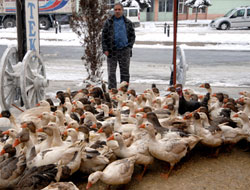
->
xmin=104 ymin=51 xmax=109 ymax=56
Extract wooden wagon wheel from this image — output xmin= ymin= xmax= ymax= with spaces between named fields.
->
xmin=0 ymin=46 xmax=23 ymax=110
xmin=20 ymin=50 xmax=49 ymax=109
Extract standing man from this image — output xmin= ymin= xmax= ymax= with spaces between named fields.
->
xmin=102 ymin=3 xmax=136 ymax=89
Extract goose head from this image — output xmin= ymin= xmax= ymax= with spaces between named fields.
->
xmin=37 ymin=125 xmax=54 ymax=137
xmin=86 ymin=171 xmax=102 ymax=189
xmin=0 ymin=110 xmax=11 ymax=118
xmin=233 ymin=111 xmax=249 ymax=121
xmin=13 ymin=130 xmax=30 ymax=147
xmin=0 ymin=144 xmax=16 ymax=157
xmin=36 ymin=100 xmax=51 ymax=107
xmin=2 ymin=128 xmax=18 ymax=139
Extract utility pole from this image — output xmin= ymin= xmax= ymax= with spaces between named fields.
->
xmin=16 ymin=0 xmax=27 ymax=62
xmin=172 ymin=0 xmax=179 ymax=85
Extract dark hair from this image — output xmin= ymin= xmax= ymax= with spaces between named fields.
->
xmin=114 ymin=2 xmax=124 ymax=10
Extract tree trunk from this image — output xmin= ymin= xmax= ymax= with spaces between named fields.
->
xmin=195 ymin=7 xmax=198 ymax=22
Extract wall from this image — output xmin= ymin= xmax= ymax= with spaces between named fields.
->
xmin=142 ymin=0 xmax=250 ymax=21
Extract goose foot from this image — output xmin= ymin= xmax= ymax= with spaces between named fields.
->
xmin=136 ymin=164 xmax=148 ymax=181
xmin=161 ymin=165 xmax=174 ymax=180
xmin=160 ymin=172 xmax=169 ymax=180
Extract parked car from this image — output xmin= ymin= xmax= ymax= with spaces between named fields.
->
xmin=210 ymin=6 xmax=250 ymax=30
xmin=109 ymin=7 xmax=140 ymax=27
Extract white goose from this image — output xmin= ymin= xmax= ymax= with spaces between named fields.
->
xmin=239 ymin=90 xmax=250 ymax=98
xmin=238 ymin=97 xmax=250 ymax=117
xmin=42 ymin=181 xmax=79 ymax=190
xmin=139 ymin=122 xmax=189 ymax=179
xmin=36 ymin=125 xmax=54 ymax=153
xmin=86 ymin=155 xmax=137 ymax=189
xmin=64 ymin=128 xmax=79 ymax=144
xmin=233 ymin=111 xmax=250 ymax=134
xmin=26 ymin=140 xmax=85 ymax=176
xmin=107 ymin=132 xmax=154 ymax=180
xmin=53 ymin=109 xmax=66 ymax=127
xmin=192 ymin=112 xmax=223 ymax=156
xmin=0 ymin=110 xmax=19 ymax=131
xmin=38 ymin=111 xmax=56 ymax=127
xmin=18 ymin=100 xmax=51 ymax=123
xmin=2 ymin=128 xmax=18 ymax=145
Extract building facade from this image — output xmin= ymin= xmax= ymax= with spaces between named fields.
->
xmin=111 ymin=0 xmax=250 ymax=21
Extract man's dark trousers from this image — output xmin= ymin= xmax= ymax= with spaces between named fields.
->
xmin=107 ymin=47 xmax=130 ymax=89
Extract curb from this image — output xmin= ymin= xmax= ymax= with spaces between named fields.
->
xmin=135 ymin=41 xmax=217 ymax=46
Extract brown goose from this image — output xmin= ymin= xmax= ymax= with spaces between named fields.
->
xmin=0 ymin=146 xmax=26 ymax=188
xmin=16 ymin=164 xmax=58 ymax=190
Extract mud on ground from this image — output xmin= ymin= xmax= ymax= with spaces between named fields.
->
xmin=70 ymin=141 xmax=250 ymax=190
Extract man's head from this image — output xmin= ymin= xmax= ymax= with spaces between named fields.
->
xmin=114 ymin=3 xmax=123 ymax=18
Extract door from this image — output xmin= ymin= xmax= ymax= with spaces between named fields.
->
xmin=246 ymin=8 xmax=250 ymax=27
xmin=229 ymin=8 xmax=246 ymax=28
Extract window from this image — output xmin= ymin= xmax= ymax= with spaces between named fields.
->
xmin=178 ymin=0 xmax=187 ymax=14
xmin=167 ymin=0 xmax=173 ymax=12
xmin=107 ymin=0 xmax=115 ymax=8
xmin=123 ymin=9 xmax=128 ymax=17
xmin=247 ymin=9 xmax=250 ymax=16
xmin=159 ymin=0 xmax=173 ymax=12
xmin=236 ymin=9 xmax=245 ymax=17
xmin=159 ymin=0 xmax=167 ymax=12
xmin=192 ymin=7 xmax=206 ymax=13
xmin=129 ymin=9 xmax=138 ymax=17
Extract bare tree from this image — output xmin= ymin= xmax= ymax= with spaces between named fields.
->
xmin=120 ymin=0 xmax=151 ymax=11
xmin=185 ymin=0 xmax=212 ymax=22
xmin=71 ymin=0 xmax=109 ymax=84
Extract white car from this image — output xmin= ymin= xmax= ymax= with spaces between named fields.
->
xmin=210 ymin=6 xmax=250 ymax=30
xmin=109 ymin=7 xmax=140 ymax=27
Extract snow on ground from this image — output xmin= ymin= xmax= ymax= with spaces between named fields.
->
xmin=1 ymin=20 xmax=250 ymax=50
xmin=0 ymin=20 xmax=250 ymax=111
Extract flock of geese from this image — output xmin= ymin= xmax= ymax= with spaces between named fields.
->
xmin=0 ymin=81 xmax=250 ymax=190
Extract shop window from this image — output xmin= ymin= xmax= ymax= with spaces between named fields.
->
xmin=178 ymin=0 xmax=187 ymax=14
xmin=159 ymin=0 xmax=173 ymax=12
xmin=192 ymin=7 xmax=206 ymax=13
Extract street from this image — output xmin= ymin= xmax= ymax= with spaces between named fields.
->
xmin=1 ymin=45 xmax=250 ymax=90
xmin=1 ymin=45 xmax=250 ymax=65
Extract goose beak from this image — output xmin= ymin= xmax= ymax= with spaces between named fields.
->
xmin=131 ymin=114 xmax=136 ymax=118
xmin=233 ymin=114 xmax=238 ymax=118
xmin=21 ymin=123 xmax=28 ymax=128
xmin=13 ymin=139 xmax=21 ymax=147
xmin=139 ymin=124 xmax=145 ymax=129
xmin=0 ymin=149 xmax=6 ymax=156
xmin=36 ymin=128 xmax=44 ymax=133
xmin=63 ymin=131 xmax=68 ymax=136
xmin=163 ymin=105 xmax=168 ymax=109
xmin=90 ymin=124 xmax=97 ymax=129
xmin=97 ymin=127 xmax=103 ymax=133
xmin=86 ymin=182 xmax=92 ymax=189
xmin=107 ymin=134 xmax=114 ymax=141
xmin=183 ymin=113 xmax=193 ymax=120
xmin=2 ymin=130 xmax=9 ymax=135
xmin=199 ymin=84 xmax=205 ymax=88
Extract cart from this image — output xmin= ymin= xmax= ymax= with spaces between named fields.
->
xmin=0 ymin=46 xmax=48 ymax=110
